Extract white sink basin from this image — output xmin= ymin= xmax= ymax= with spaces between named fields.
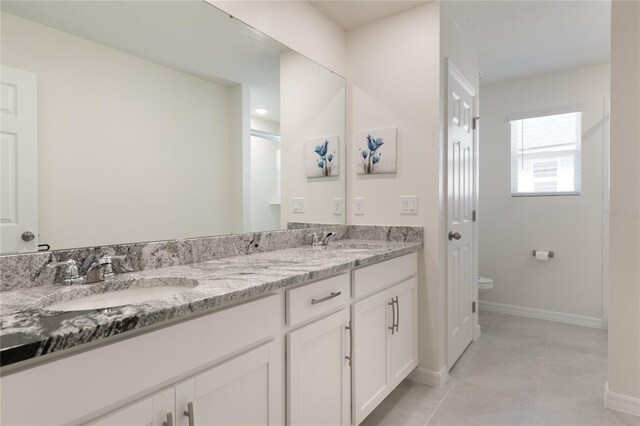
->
xmin=43 ymin=278 xmax=197 ymax=312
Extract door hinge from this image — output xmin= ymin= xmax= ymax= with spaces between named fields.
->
xmin=472 ymin=210 xmax=477 ymax=222
xmin=472 ymin=301 xmax=476 ymax=314
xmin=472 ymin=116 xmax=479 ymax=130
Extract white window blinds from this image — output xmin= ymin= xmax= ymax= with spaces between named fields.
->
xmin=510 ymin=111 xmax=582 ymax=196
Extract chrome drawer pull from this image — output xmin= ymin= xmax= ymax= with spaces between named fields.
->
xmin=184 ymin=402 xmax=195 ymax=426
xmin=162 ymin=412 xmax=173 ymax=426
xmin=388 ymin=299 xmax=396 ymax=335
xmin=311 ymin=291 xmax=341 ymax=305
xmin=345 ymin=321 xmax=352 ymax=366
xmin=394 ymin=296 xmax=400 ymax=332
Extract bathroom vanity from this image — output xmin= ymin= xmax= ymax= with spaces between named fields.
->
xmin=0 ymin=227 xmax=421 ymax=426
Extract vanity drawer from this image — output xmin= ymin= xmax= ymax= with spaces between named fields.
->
xmin=353 ymin=252 xmax=418 ymax=299
xmin=287 ymin=273 xmax=350 ymax=327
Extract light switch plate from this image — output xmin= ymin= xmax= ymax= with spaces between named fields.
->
xmin=333 ymin=198 xmax=343 ymax=215
xmin=354 ymin=197 xmax=364 ymax=215
xmin=400 ymin=196 xmax=418 ymax=215
xmin=293 ymin=197 xmax=305 ymax=213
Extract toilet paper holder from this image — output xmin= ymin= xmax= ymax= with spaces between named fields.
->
xmin=532 ymin=250 xmax=555 ymax=258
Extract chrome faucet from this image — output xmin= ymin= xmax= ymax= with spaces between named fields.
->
xmin=310 ymin=232 xmax=336 ymax=248
xmin=48 ymin=254 xmax=127 ymax=285
xmin=84 ymin=255 xmax=127 ymax=283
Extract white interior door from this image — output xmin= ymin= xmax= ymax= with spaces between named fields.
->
xmin=447 ymin=62 xmax=476 ymax=369
xmin=1 ymin=65 xmax=38 ymax=254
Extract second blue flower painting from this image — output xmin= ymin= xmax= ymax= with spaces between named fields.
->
xmin=357 ymin=127 xmax=397 ymax=174
xmin=305 ymin=135 xmax=339 ymax=178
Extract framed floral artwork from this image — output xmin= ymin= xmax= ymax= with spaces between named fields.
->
xmin=356 ymin=127 xmax=397 ymax=174
xmin=305 ymin=135 xmax=339 ymax=178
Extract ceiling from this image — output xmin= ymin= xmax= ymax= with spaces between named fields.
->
xmin=1 ymin=0 xmax=286 ymax=122
xmin=309 ymin=1 xmax=428 ymax=30
xmin=443 ymin=1 xmax=611 ymax=84
xmin=310 ymin=0 xmax=610 ymax=85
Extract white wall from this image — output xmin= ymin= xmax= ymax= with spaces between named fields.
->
xmin=250 ymin=117 xmax=281 ymax=232
xmin=348 ymin=2 xmax=448 ymax=373
xmin=478 ymin=64 xmax=610 ymax=322
xmin=209 ymin=1 xmax=347 ymax=77
xmin=1 ymin=12 xmax=237 ymax=249
xmin=607 ymin=0 xmax=640 ymax=404
xmin=280 ymin=51 xmax=346 ymax=227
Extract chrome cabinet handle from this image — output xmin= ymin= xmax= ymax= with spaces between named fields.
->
xmin=388 ymin=299 xmax=396 ymax=335
xmin=162 ymin=412 xmax=173 ymax=426
xmin=183 ymin=402 xmax=194 ymax=426
xmin=345 ymin=321 xmax=352 ymax=366
xmin=311 ymin=291 xmax=341 ymax=305
xmin=448 ymin=231 xmax=462 ymax=241
xmin=394 ymin=297 xmax=400 ymax=333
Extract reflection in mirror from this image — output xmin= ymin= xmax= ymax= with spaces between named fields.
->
xmin=0 ymin=0 xmax=345 ymax=254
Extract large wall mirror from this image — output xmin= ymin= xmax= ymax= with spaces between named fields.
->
xmin=0 ymin=0 xmax=346 ymax=254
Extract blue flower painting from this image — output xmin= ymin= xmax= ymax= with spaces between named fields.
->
xmin=305 ymin=136 xmax=339 ymax=178
xmin=357 ymin=128 xmax=397 ymax=174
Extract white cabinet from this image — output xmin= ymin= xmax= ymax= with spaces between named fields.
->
xmin=352 ymin=287 xmax=392 ymax=425
xmin=174 ymin=340 xmax=283 ymax=426
xmin=287 ymin=309 xmax=351 ymax=426
xmin=1 ymin=295 xmax=280 ymax=426
xmin=352 ymin=277 xmax=418 ymax=425
xmin=90 ymin=388 xmax=174 ymax=426
xmin=389 ymin=277 xmax=418 ymax=385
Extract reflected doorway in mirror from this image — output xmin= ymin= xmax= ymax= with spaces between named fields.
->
xmin=305 ymin=135 xmax=339 ymax=178
xmin=356 ymin=127 xmax=397 ymax=174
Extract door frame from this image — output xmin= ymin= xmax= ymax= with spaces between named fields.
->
xmin=444 ymin=59 xmax=480 ymax=371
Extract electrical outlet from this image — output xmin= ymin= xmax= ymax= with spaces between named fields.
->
xmin=400 ymin=196 xmax=418 ymax=215
xmin=293 ymin=197 xmax=305 ymax=213
xmin=354 ymin=197 xmax=364 ymax=215
xmin=333 ymin=198 xmax=343 ymax=215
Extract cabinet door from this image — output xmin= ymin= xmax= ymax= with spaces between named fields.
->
xmin=174 ymin=341 xmax=283 ymax=426
xmin=352 ymin=287 xmax=394 ymax=425
xmin=287 ymin=309 xmax=351 ymax=426
xmin=389 ymin=277 xmax=418 ymax=387
xmin=90 ymin=388 xmax=174 ymax=426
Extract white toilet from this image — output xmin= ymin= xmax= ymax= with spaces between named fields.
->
xmin=478 ymin=276 xmax=494 ymax=297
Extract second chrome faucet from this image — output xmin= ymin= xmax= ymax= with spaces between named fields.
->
xmin=48 ymin=254 xmax=127 ymax=285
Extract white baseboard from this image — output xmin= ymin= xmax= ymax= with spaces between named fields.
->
xmin=605 ymin=382 xmax=640 ymax=416
xmin=408 ymin=365 xmax=449 ymax=389
xmin=479 ymin=301 xmax=603 ymax=329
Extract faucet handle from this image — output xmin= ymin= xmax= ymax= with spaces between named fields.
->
xmin=98 ymin=254 xmax=127 ymax=264
xmin=48 ymin=259 xmax=80 ymax=283
xmin=99 ymin=254 xmax=127 ymax=278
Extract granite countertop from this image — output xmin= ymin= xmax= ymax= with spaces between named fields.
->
xmin=0 ymin=240 xmax=421 ymax=368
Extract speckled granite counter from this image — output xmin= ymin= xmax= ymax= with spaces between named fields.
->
xmin=0 ymin=237 xmax=421 ymax=368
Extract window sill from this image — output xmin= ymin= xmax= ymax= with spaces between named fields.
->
xmin=511 ymin=192 xmax=581 ymax=197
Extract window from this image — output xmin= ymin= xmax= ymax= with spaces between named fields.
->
xmin=510 ymin=111 xmax=582 ymax=196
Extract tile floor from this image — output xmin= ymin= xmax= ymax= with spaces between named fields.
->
xmin=362 ymin=311 xmax=640 ymax=426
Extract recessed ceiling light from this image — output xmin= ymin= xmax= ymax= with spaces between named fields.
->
xmin=255 ymin=108 xmax=268 ymax=115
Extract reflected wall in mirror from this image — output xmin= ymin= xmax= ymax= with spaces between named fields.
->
xmin=0 ymin=0 xmax=346 ymax=254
